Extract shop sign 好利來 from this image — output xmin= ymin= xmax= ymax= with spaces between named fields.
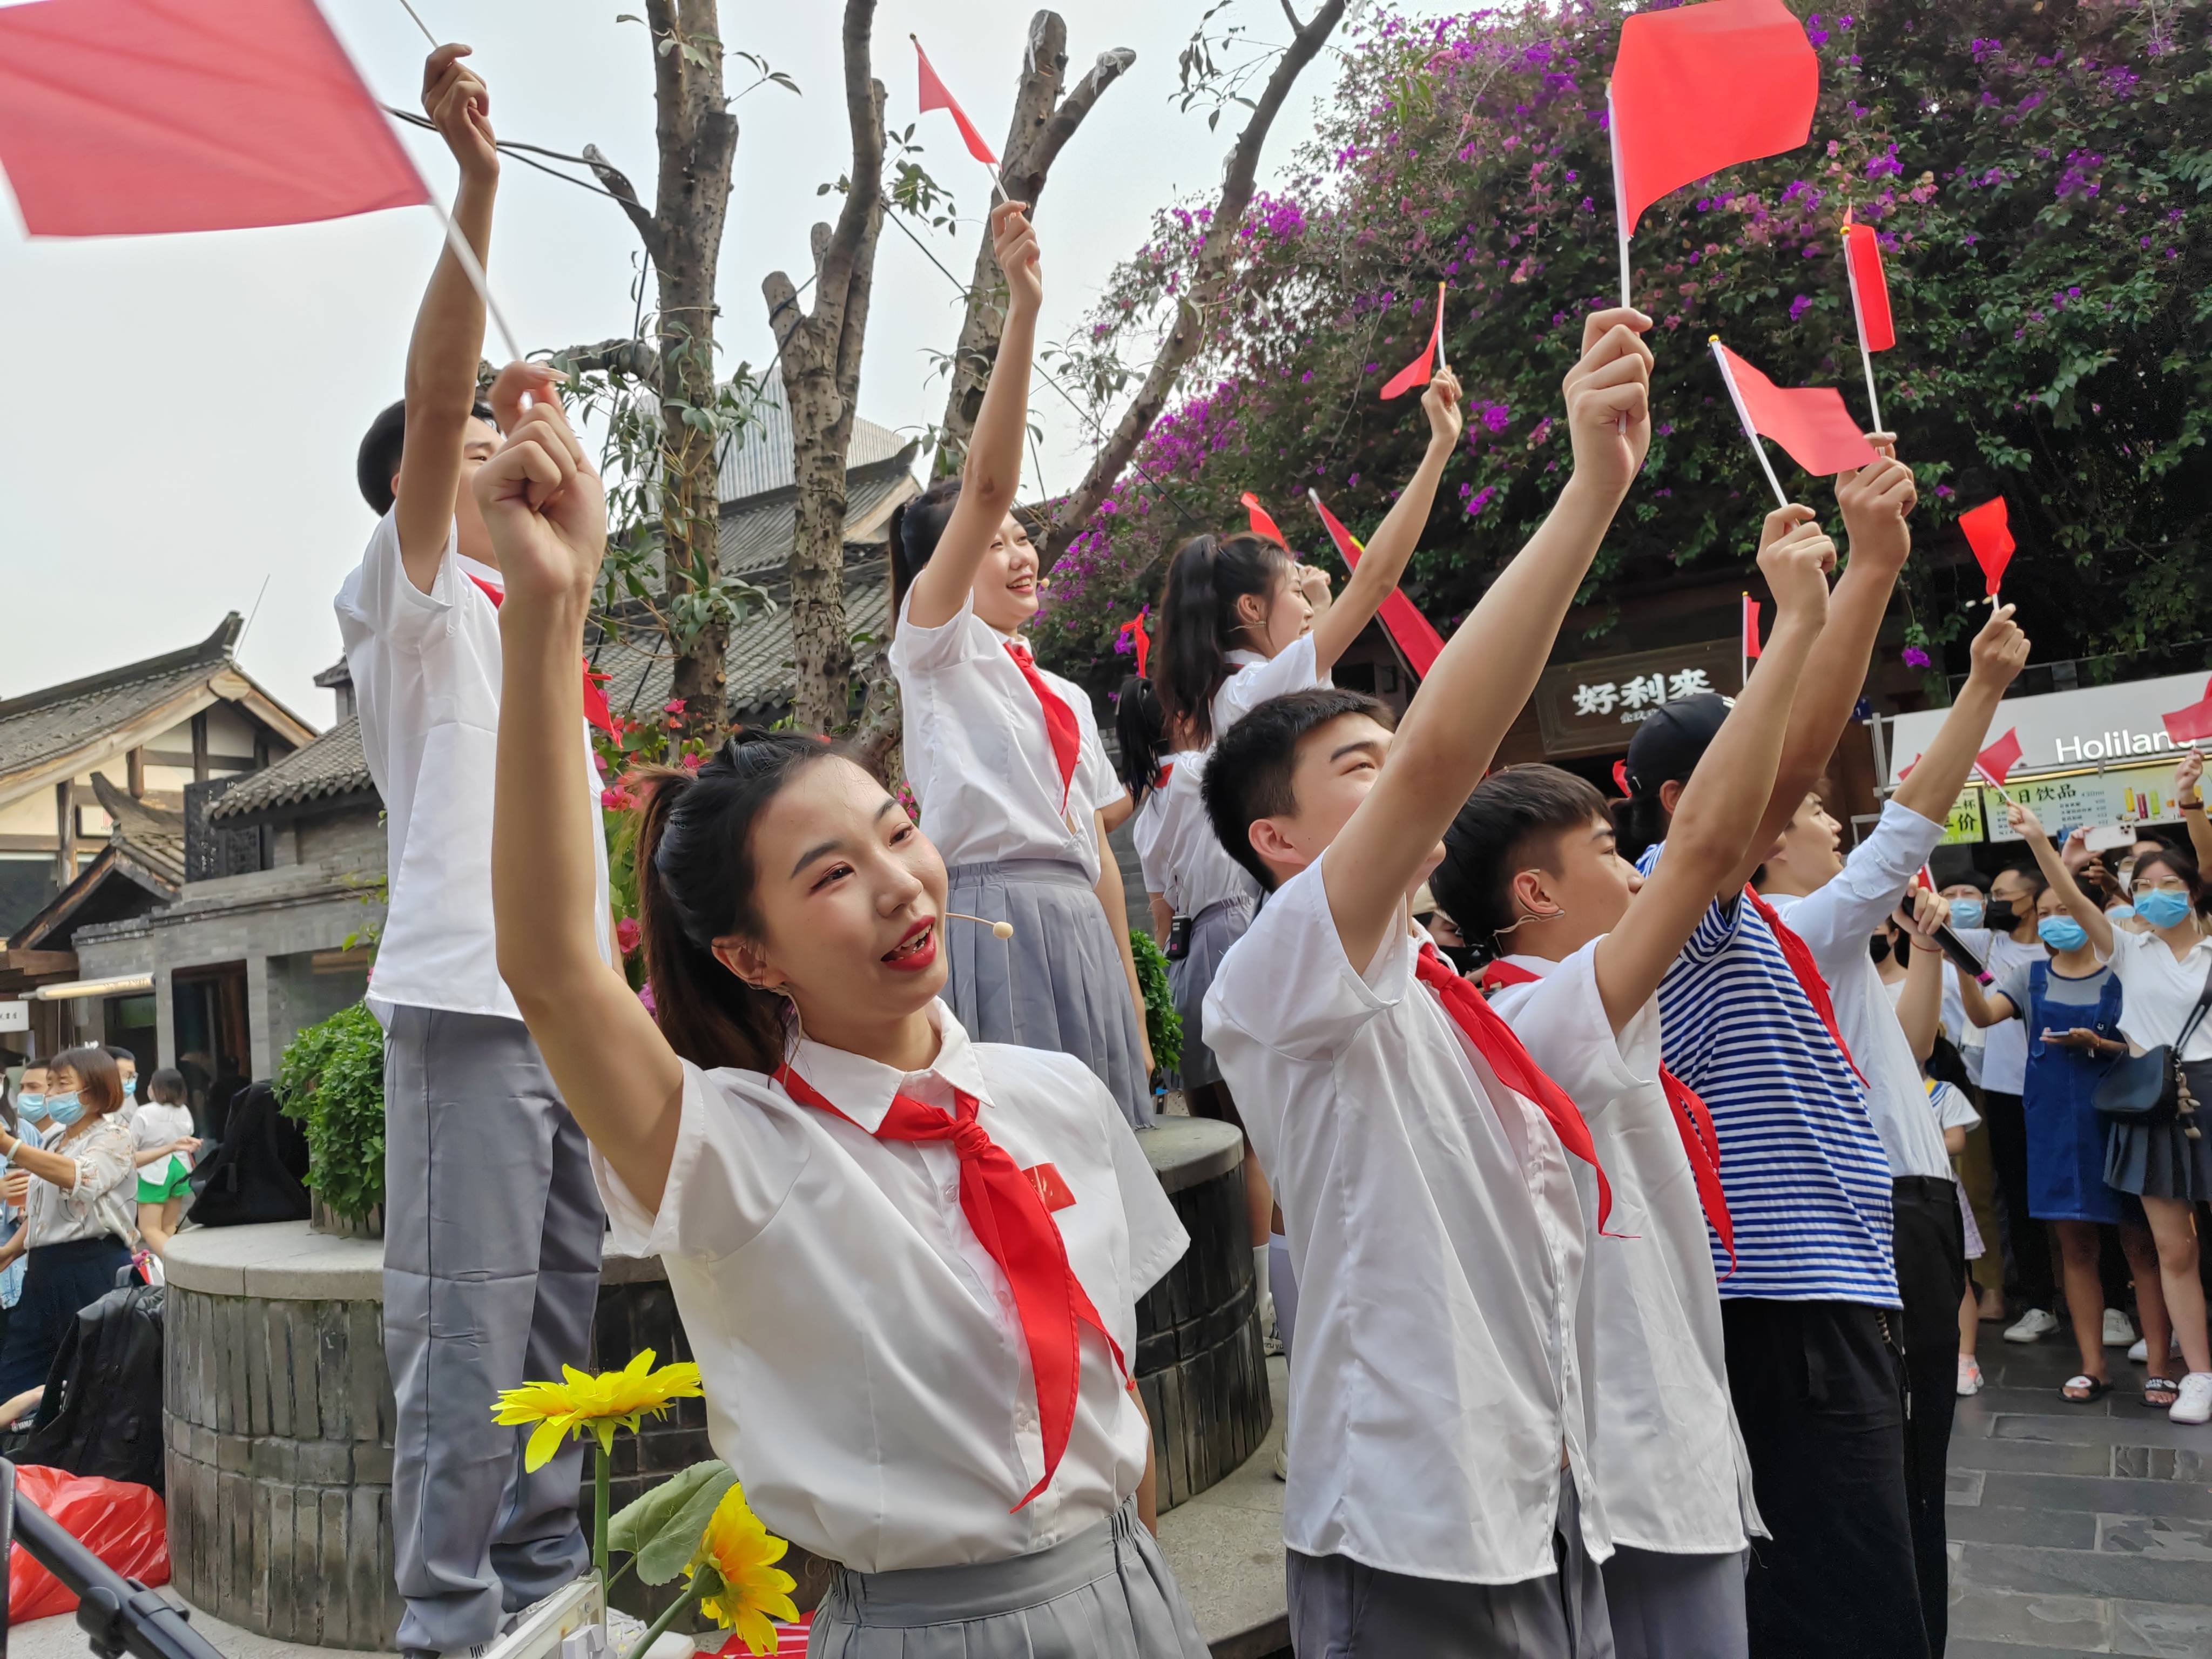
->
xmin=1534 ymin=639 xmax=1742 ymax=759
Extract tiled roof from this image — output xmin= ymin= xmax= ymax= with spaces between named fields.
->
xmin=208 ymin=716 xmax=373 ymax=820
xmin=718 ymin=376 xmax=909 ymax=504
xmin=718 ymin=463 xmax=918 ymax=579
xmin=0 ymin=614 xmax=241 ymax=784
xmin=89 ymin=775 xmax=186 ymax=888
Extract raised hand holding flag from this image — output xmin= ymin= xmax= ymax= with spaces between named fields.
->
xmin=1710 ymin=339 xmax=1880 ymax=506
xmin=913 ymin=35 xmax=1003 ymax=199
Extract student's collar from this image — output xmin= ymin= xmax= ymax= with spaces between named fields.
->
xmin=1499 ymin=952 xmax=1561 ymax=980
xmin=781 ymin=999 xmax=989 ymax=1133
xmin=456 ymin=554 xmax=502 ymax=590
xmin=1226 ymin=649 xmax=1266 ymax=666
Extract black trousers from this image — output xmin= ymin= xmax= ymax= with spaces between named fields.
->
xmin=1722 ymin=1298 xmax=1928 ymax=1659
xmin=1981 ymin=1089 xmax=2053 ymax=1310
xmin=1894 ymin=1176 xmax=1968 ymax=1658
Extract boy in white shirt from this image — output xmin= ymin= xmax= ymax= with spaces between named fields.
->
xmin=1429 ymin=509 xmax=1837 ymax=1657
xmin=332 ymin=46 xmax=610 ymax=1659
xmin=1202 ymin=306 xmax=1651 ymax=1656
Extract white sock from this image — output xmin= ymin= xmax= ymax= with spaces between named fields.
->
xmin=1252 ymin=1243 xmax=1271 ymax=1307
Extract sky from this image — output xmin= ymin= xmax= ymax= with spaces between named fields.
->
xmin=0 ymin=0 xmax=1461 ymax=726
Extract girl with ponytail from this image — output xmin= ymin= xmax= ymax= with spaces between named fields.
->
xmin=1153 ymin=368 xmax=1465 ymax=748
xmin=887 ymin=201 xmax=1158 ymax=1128
xmin=480 ymin=366 xmax=1209 ymax=1657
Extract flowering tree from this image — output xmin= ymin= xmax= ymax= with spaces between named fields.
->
xmin=1037 ymin=0 xmax=2210 ymax=690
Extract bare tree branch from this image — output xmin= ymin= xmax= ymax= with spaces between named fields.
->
xmin=1042 ymin=0 xmax=1346 ymax=567
xmin=582 ymin=143 xmax=665 ymax=261
xmin=1280 ymin=0 xmax=1307 ymax=32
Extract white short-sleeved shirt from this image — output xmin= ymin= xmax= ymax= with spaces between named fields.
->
xmin=592 ymin=1001 xmax=1186 ymax=1573
xmin=1762 ymin=801 xmax=1954 ymax=1182
xmin=1203 ymin=854 xmax=1608 ymax=1584
xmin=335 ymin=514 xmax=611 ymax=1022
xmin=890 ymin=590 xmax=1123 ymax=883
xmin=1487 ymin=945 xmax=1764 ymax=1556
xmin=2105 ymin=927 xmax=2212 ymax=1060
xmin=1134 ymin=751 xmax=1259 ymax=918
xmin=1211 ymin=635 xmax=1326 ymax=742
xmin=1132 ymin=783 xmax=1172 ymax=898
xmin=129 ymin=1102 xmax=194 ymax=1152
xmin=1929 ymin=1078 xmax=1980 ymax=1135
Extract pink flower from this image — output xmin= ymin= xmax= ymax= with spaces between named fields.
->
xmin=601 ymin=785 xmax=636 ymax=811
xmin=616 ymin=916 xmax=641 ymax=957
xmin=682 ymin=752 xmax=704 ymax=772
xmin=1903 ymin=646 xmax=1932 ymax=669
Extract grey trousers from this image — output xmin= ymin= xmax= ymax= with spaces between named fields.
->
xmin=384 ymin=1006 xmax=605 ymax=1653
xmin=1287 ymin=1475 xmax=1614 ymax=1658
xmin=1602 ymin=1547 xmax=1748 ymax=1659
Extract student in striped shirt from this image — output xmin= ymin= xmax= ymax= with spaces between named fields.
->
xmin=1611 ymin=450 xmax=1931 ymax=1659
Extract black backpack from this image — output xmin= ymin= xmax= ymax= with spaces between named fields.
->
xmin=187 ymin=1078 xmax=311 ymax=1228
xmin=21 ymin=1278 xmax=166 ymax=1491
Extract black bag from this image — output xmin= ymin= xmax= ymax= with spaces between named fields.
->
xmin=19 ymin=1279 xmax=166 ymax=1491
xmin=186 ymin=1080 xmax=310 ymax=1227
xmin=2094 ymin=957 xmax=2212 ymax=1135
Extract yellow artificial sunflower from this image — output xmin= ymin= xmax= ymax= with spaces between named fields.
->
xmin=691 ymin=1483 xmax=800 ymax=1657
xmin=492 ymin=1348 xmax=704 ymax=1471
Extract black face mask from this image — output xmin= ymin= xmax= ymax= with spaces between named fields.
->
xmin=1440 ymin=943 xmax=1480 ymax=977
xmin=1984 ymin=900 xmax=2019 ymax=934
xmin=1869 ymin=933 xmax=1893 ymax=965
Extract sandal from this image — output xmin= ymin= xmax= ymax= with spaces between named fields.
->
xmin=2063 ymin=1375 xmax=2112 ymax=1404
xmin=2144 ymin=1376 xmax=2180 ymax=1408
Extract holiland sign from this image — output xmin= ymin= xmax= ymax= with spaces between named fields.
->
xmin=1885 ymin=669 xmax=2212 ymax=788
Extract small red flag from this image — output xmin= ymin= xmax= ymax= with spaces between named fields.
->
xmin=1240 ymin=493 xmax=1288 ymax=548
xmin=2161 ymin=678 xmax=2212 ymax=747
xmin=913 ymin=37 xmax=999 ymax=170
xmin=1975 ymin=727 xmax=2024 ymax=789
xmin=0 ymin=0 xmax=427 ymax=237
xmin=1116 ymin=612 xmax=1152 ymax=679
xmin=1742 ymin=594 xmax=1763 ymax=661
xmin=1711 ymin=342 xmax=1880 ymax=476
xmin=1843 ymin=222 xmax=1896 ymax=352
xmin=1308 ymin=490 xmax=1447 ymax=678
xmin=1380 ymin=284 xmax=1447 ymax=400
xmin=1959 ymin=497 xmax=2015 ymax=598
xmin=1609 ymin=0 xmax=1819 ymax=237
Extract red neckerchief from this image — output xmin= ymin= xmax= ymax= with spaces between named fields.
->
xmin=1741 ymin=886 xmax=1866 ymax=1085
xmin=466 ymin=572 xmax=615 ymax=734
xmin=1004 ymin=640 xmax=1080 ymax=813
xmin=1480 ymin=959 xmax=1735 ymax=1273
xmin=772 ymin=1061 xmax=1125 ymax=1510
xmin=1413 ymin=943 xmax=1616 ymax=1232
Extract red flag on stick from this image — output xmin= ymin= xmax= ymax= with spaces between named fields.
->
xmin=1959 ymin=497 xmax=2015 ymax=599
xmin=1608 ymin=0 xmax=1818 ymax=302
xmin=2161 ymin=678 xmax=2212 ymax=747
xmin=1241 ymin=493 xmax=1288 ymax=548
xmin=1843 ymin=221 xmax=1896 ymax=352
xmin=0 ymin=0 xmax=426 ymax=236
xmin=1710 ymin=340 xmax=1879 ymax=502
xmin=913 ymin=36 xmax=999 ymax=170
xmin=1309 ymin=490 xmax=1447 ymax=678
xmin=1975 ymin=727 xmax=2024 ymax=791
xmin=1742 ymin=594 xmax=1763 ymax=661
xmin=1116 ymin=612 xmax=1152 ymax=679
xmin=1380 ymin=284 xmax=1447 ymax=400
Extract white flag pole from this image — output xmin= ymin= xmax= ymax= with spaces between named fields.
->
xmin=1844 ymin=228 xmax=1885 ymax=434
xmin=1608 ymin=84 xmax=1631 ymax=310
xmin=1710 ymin=338 xmax=1790 ymax=511
xmin=1433 ymin=281 xmax=1449 ymax=377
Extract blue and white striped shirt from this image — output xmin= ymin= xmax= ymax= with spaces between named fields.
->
xmin=1636 ymin=842 xmax=1899 ymax=1306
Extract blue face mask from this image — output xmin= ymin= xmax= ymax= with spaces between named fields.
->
xmin=2038 ymin=916 xmax=2089 ymax=953
xmin=14 ymin=1092 xmax=45 ymax=1122
xmin=2106 ymin=904 xmax=2136 ymax=923
xmin=43 ymin=1091 xmax=83 ymax=1126
xmin=2135 ymin=888 xmax=2194 ymax=930
xmin=122 ymin=1077 xmax=136 ymax=1098
xmin=1950 ymin=898 xmax=1985 ymax=930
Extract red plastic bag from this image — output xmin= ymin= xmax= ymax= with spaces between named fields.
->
xmin=8 ymin=1466 xmax=167 ymax=1623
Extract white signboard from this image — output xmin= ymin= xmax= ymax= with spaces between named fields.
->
xmin=0 ymin=1002 xmax=25 ymax=1033
xmin=1885 ymin=669 xmax=2212 ymax=787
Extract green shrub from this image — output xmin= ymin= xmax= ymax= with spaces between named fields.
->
xmin=1131 ymin=930 xmax=1183 ymax=1080
xmin=275 ymin=1001 xmax=385 ymax=1223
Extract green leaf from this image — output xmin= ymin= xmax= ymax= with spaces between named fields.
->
xmin=607 ymin=1460 xmax=735 ymax=1584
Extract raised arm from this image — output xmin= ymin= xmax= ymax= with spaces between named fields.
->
xmin=1722 ymin=443 xmax=1919 ymax=892
xmin=1893 ymin=605 xmax=2032 ymax=822
xmin=2177 ymin=751 xmax=2212 ymax=872
xmin=2009 ymin=800 xmax=2115 ymax=959
xmin=1894 ymin=888 xmax=1951 ymax=1063
xmin=1590 ymin=512 xmax=1831 ymax=1031
xmin=478 ymin=368 xmax=684 ymax=1211
xmin=905 ymin=203 xmax=1042 ymax=629
xmin=1954 ymin=968 xmax=2019 ymax=1029
xmin=1324 ymin=309 xmax=1653 ymax=970
xmin=395 ymin=45 xmax=500 ymax=593
xmin=1308 ymin=372 xmax=1464 ymax=677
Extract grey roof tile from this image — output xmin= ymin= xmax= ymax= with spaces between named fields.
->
xmin=0 ymin=615 xmax=241 ymax=783
xmin=718 ymin=377 xmax=909 ymax=503
xmin=208 ymin=716 xmax=373 ymax=820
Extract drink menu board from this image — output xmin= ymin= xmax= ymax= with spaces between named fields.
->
xmin=1982 ymin=760 xmax=2186 ymax=844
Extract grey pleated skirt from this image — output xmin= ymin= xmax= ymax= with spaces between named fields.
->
xmin=2105 ymin=1107 xmax=2212 ymax=1200
xmin=1166 ymin=895 xmax=1255 ymax=1091
xmin=806 ymin=1500 xmax=1208 ymax=1658
xmin=946 ymin=859 xmax=1152 ymax=1129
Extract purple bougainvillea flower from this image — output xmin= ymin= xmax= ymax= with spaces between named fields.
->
xmin=1903 ymin=646 xmax=1932 ymax=669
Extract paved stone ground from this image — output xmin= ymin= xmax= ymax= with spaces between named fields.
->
xmin=1948 ymin=1331 xmax=2212 ymax=1657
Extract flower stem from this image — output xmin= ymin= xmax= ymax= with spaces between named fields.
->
xmin=594 ymin=1443 xmax=611 ymax=1587
xmin=625 ymin=1575 xmax=705 ymax=1658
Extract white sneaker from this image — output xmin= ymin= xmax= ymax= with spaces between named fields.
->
xmin=2103 ymin=1308 xmax=2137 ymax=1348
xmin=2170 ymin=1372 xmax=2212 ymax=1426
xmin=2004 ymin=1307 xmax=2059 ymax=1343
xmin=2127 ymin=1334 xmax=2184 ymax=1363
xmin=1272 ymin=1444 xmax=1287 ymax=1481
xmin=1957 ymin=1355 xmax=1984 ymax=1396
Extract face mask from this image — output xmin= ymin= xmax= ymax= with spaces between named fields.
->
xmin=44 ymin=1091 xmax=83 ymax=1126
xmin=1983 ymin=900 xmax=2019 ymax=934
xmin=2106 ymin=903 xmax=2136 ymax=922
xmin=2037 ymin=916 xmax=2089 ymax=953
xmin=122 ymin=1077 xmax=136 ymax=1098
xmin=1949 ymin=899 xmax=1985 ymax=930
xmin=2135 ymin=889 xmax=2194 ymax=930
xmin=14 ymin=1092 xmax=45 ymax=1122
xmin=1868 ymin=933 xmax=1893 ymax=965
